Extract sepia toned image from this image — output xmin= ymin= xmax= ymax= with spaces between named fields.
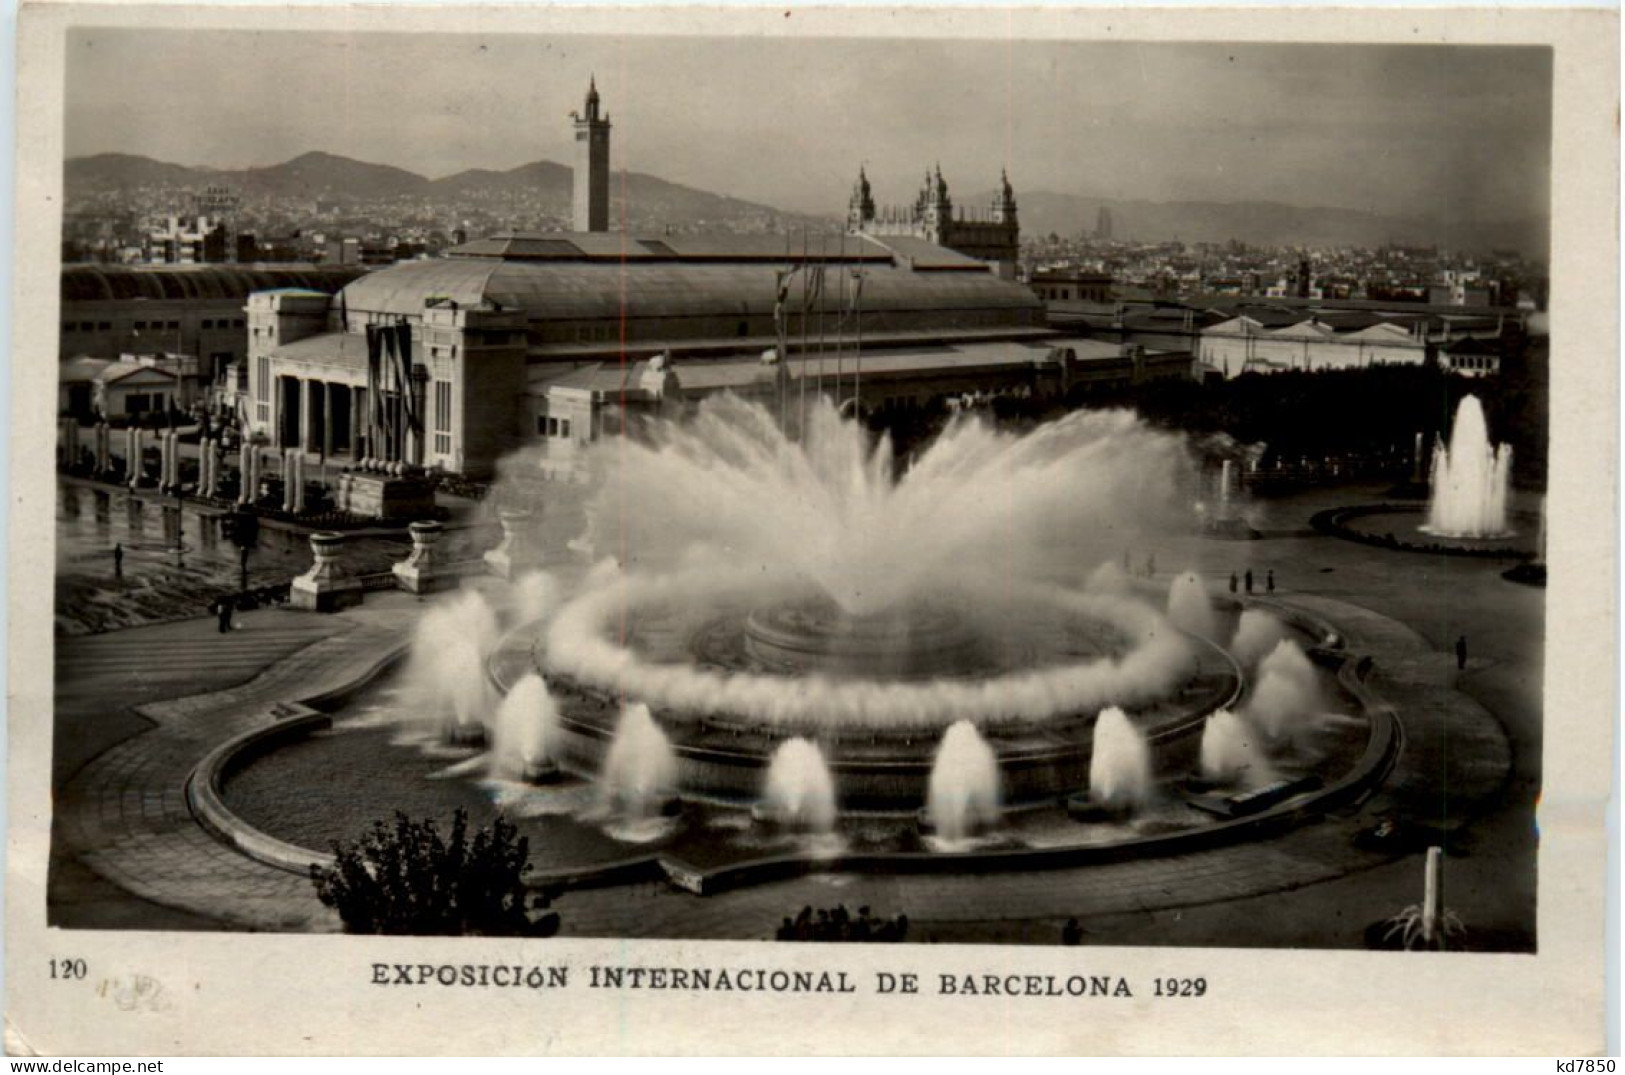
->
xmin=9 ymin=2 xmax=1615 ymax=1056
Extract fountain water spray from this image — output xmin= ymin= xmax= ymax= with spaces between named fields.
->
xmin=1085 ymin=559 xmax=1132 ymax=594
xmin=1244 ymin=639 xmax=1320 ymax=742
xmin=1230 ymin=609 xmax=1288 ymax=669
xmin=760 ymin=738 xmax=838 ymax=832
xmin=600 ymin=703 xmax=679 ymax=819
xmin=1167 ymin=571 xmax=1219 ymax=641
xmin=407 ymin=589 xmax=501 ymax=742
xmin=489 ymin=673 xmax=561 ymax=782
xmin=510 ymin=570 xmax=558 ymax=627
xmin=1089 ymin=706 xmax=1152 ymax=811
xmin=1425 ymin=395 xmax=1513 ymax=539
xmin=588 ymin=395 xmax=1192 ymax=617
xmin=1199 ymin=708 xmax=1273 ymax=786
xmin=925 ymin=721 xmax=1001 ymax=842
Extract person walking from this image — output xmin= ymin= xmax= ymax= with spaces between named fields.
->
xmin=1229 ymin=572 xmax=1238 ymax=594
xmin=1244 ymin=569 xmax=1254 ymax=594
xmin=1455 ymin=635 xmax=1468 ymax=671
xmin=216 ymin=596 xmax=234 ymax=634
xmin=112 ymin=542 xmax=123 ymax=578
xmin=1267 ymin=568 xmax=1275 ymax=594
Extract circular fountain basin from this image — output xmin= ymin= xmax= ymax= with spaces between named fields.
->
xmin=491 ymin=581 xmax=1243 ymax=811
xmin=742 ymin=598 xmax=990 ymax=679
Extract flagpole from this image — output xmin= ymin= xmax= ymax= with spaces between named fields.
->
xmin=798 ymin=227 xmax=809 ymax=437
xmin=816 ymin=232 xmax=827 ymax=403
xmin=835 ymin=232 xmax=846 ymax=409
xmin=853 ymin=264 xmax=863 ymax=414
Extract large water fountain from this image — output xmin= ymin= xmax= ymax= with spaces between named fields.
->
xmin=1424 ymin=395 xmax=1513 ymax=539
xmin=498 ymin=394 xmax=1238 ymax=815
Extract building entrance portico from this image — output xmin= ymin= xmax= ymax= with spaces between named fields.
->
xmin=278 ymin=374 xmax=361 ymax=459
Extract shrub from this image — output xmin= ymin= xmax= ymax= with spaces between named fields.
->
xmin=311 ymin=809 xmax=560 ymax=937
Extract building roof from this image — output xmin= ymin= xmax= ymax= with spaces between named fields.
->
xmin=339 ymin=252 xmax=1041 ymax=324
xmin=61 ymin=264 xmax=366 ymax=304
xmin=59 ymin=356 xmax=114 ymax=383
xmin=96 ymin=362 xmax=179 ymax=385
xmin=541 ymin=340 xmax=1063 ymax=400
xmin=447 ymin=231 xmax=901 ymax=265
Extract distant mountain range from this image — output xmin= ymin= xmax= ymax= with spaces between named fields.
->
xmin=65 ymin=151 xmax=1547 ymax=256
xmin=64 ymin=151 xmax=826 ymax=233
xmin=993 ymin=189 xmax=1549 ymax=258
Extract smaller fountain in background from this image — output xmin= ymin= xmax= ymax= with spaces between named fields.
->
xmin=1167 ymin=571 xmax=1219 ymax=640
xmin=1088 ymin=706 xmax=1152 ymax=812
xmin=1424 ymin=395 xmax=1514 ymax=539
xmin=1199 ymin=708 xmax=1272 ymax=786
xmin=758 ymin=738 xmax=838 ymax=833
xmin=489 ymin=673 xmax=561 ymax=783
xmin=599 ymin=703 xmax=679 ymax=820
xmin=924 ymin=720 xmax=1001 ymax=843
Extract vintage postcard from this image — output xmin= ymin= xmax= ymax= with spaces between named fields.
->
xmin=7 ymin=1 xmax=1617 ymax=1056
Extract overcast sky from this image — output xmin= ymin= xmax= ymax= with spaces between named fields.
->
xmin=65 ymin=30 xmax=1551 ymax=223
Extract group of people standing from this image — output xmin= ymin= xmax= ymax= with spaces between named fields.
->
xmin=1229 ymin=568 xmax=1276 ymax=595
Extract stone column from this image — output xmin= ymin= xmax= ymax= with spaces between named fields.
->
xmin=127 ymin=428 xmax=144 ymax=490
xmin=238 ymin=442 xmax=254 ymax=505
xmin=393 ymin=519 xmax=447 ymax=594
xmin=291 ymin=452 xmax=306 ymax=514
xmin=163 ymin=432 xmax=180 ymax=491
xmin=322 ymin=381 xmax=334 ymax=458
xmin=484 ymin=506 xmax=542 ymax=580
xmin=283 ymin=449 xmax=297 ymax=513
xmin=351 ymin=385 xmax=366 ymax=461
xmin=201 ymin=438 xmax=219 ymax=498
xmin=95 ymin=422 xmax=111 ymax=474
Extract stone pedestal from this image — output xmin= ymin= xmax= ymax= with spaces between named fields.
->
xmin=337 ymin=471 xmax=436 ymax=520
xmin=290 ymin=531 xmax=364 ymax=612
xmin=483 ymin=506 xmax=543 ymax=579
xmin=393 ymin=519 xmax=449 ymax=594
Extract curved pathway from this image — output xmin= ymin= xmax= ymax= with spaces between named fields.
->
xmin=54 ymin=597 xmax=428 ymax=930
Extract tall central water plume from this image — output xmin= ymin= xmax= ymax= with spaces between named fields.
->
xmin=588 ymin=395 xmax=1192 ymax=617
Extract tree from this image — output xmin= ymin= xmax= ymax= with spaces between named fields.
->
xmin=311 ymin=809 xmax=561 ymax=937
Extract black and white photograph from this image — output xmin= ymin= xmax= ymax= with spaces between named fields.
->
xmin=9 ymin=2 xmax=1616 ymax=1056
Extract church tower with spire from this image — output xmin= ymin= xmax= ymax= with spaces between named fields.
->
xmin=847 ymin=166 xmax=876 ymax=230
xmin=850 ymin=163 xmax=1020 ymax=279
xmin=571 ymin=77 xmax=612 ymax=232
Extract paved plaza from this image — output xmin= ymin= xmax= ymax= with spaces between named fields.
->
xmin=49 ymin=480 xmax=1541 ymax=948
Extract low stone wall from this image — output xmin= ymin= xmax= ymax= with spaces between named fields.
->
xmin=186 ymin=708 xmax=338 ymax=876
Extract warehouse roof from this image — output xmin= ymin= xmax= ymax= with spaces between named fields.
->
xmin=61 ymin=264 xmax=365 ymax=304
